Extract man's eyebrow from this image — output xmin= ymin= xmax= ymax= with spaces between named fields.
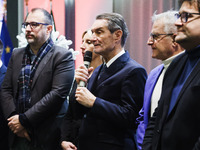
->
xmin=92 ymin=27 xmax=104 ymax=32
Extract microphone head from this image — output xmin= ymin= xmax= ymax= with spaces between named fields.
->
xmin=84 ymin=51 xmax=93 ymax=62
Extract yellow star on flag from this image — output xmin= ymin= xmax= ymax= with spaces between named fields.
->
xmin=5 ymin=46 xmax=10 ymax=53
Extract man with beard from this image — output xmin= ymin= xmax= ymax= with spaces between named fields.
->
xmin=1 ymin=8 xmax=74 ymax=150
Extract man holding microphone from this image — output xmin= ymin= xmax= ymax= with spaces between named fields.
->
xmin=75 ymin=12 xmax=147 ymax=150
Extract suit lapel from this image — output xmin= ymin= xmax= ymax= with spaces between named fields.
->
xmin=31 ymin=48 xmax=53 ymax=89
xmin=88 ymin=51 xmax=129 ymax=93
xmin=96 ymin=51 xmax=129 ymax=88
xmin=14 ymin=49 xmax=25 ymax=82
xmin=167 ymin=57 xmax=200 ymax=118
xmin=159 ymin=53 xmax=187 ymax=120
xmin=87 ymin=66 xmax=100 ymax=93
xmin=144 ymin=65 xmax=164 ymax=123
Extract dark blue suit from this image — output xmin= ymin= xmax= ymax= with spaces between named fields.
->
xmin=78 ymin=51 xmax=147 ymax=150
xmin=0 ymin=64 xmax=8 ymax=150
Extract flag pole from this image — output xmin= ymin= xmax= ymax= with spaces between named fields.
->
xmin=2 ymin=0 xmax=7 ymax=21
xmin=50 ymin=0 xmax=56 ymax=31
xmin=25 ymin=0 xmax=29 ymax=16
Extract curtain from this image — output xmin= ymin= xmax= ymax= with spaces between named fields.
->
xmin=113 ymin=0 xmax=179 ymax=74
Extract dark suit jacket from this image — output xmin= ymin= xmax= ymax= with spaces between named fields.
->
xmin=0 ymin=64 xmax=9 ymax=150
xmin=61 ymin=81 xmax=86 ymax=147
xmin=1 ymin=45 xmax=75 ymax=150
xmin=143 ymin=51 xmax=200 ymax=150
xmin=78 ymin=51 xmax=147 ymax=150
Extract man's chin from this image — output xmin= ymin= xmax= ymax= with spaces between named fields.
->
xmin=175 ymin=35 xmax=186 ymax=44
xmin=26 ymin=39 xmax=34 ymax=44
xmin=94 ymin=48 xmax=101 ymax=54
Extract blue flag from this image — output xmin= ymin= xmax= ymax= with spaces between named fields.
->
xmin=0 ymin=17 xmax=13 ymax=66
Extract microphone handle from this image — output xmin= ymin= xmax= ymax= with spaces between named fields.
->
xmin=78 ymin=61 xmax=90 ymax=87
xmin=79 ymin=80 xmax=85 ymax=87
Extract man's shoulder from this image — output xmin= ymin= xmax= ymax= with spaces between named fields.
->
xmin=127 ymin=57 xmax=146 ymax=71
xmin=52 ymin=45 xmax=72 ymax=55
xmin=150 ymin=64 xmax=164 ymax=74
xmin=11 ymin=47 xmax=25 ymax=57
xmin=13 ymin=47 xmax=26 ymax=52
xmin=122 ymin=51 xmax=145 ymax=69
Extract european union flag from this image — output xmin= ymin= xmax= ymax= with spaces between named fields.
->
xmin=0 ymin=17 xmax=13 ymax=67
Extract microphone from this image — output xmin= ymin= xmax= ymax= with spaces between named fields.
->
xmin=78 ymin=51 xmax=93 ymax=87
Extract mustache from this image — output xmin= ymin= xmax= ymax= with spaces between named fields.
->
xmin=26 ymin=34 xmax=34 ymax=38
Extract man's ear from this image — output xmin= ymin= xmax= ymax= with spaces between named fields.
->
xmin=172 ymin=34 xmax=176 ymax=42
xmin=47 ymin=25 xmax=53 ymax=34
xmin=172 ymin=34 xmax=177 ymax=48
xmin=114 ymin=30 xmax=123 ymax=41
xmin=172 ymin=41 xmax=178 ymax=49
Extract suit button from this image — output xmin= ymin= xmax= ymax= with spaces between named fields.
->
xmin=157 ymin=130 xmax=160 ymax=133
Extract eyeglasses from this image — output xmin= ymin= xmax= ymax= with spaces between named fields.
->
xmin=22 ymin=22 xmax=49 ymax=29
xmin=175 ymin=12 xmax=200 ymax=23
xmin=149 ymin=33 xmax=173 ymax=42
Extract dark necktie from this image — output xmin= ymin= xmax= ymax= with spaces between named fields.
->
xmin=97 ymin=64 xmax=107 ymax=85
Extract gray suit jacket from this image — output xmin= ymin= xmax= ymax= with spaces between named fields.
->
xmin=1 ymin=45 xmax=75 ymax=149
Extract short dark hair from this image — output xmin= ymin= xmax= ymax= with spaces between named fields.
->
xmin=96 ymin=13 xmax=129 ymax=47
xmin=29 ymin=8 xmax=53 ymax=25
xmin=179 ymin=0 xmax=200 ymax=12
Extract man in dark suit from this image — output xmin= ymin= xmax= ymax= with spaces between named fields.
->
xmin=0 ymin=39 xmax=9 ymax=150
xmin=142 ymin=0 xmax=200 ymax=150
xmin=1 ymin=8 xmax=74 ymax=150
xmin=75 ymin=13 xmax=147 ymax=150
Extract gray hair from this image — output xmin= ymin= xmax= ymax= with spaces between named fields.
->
xmin=96 ymin=13 xmax=129 ymax=47
xmin=152 ymin=10 xmax=178 ymax=34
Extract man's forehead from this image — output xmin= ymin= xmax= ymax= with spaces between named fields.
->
xmin=179 ymin=1 xmax=199 ymax=13
xmin=152 ymin=19 xmax=164 ymax=33
xmin=26 ymin=11 xmax=44 ymax=22
xmin=91 ymin=19 xmax=108 ymax=31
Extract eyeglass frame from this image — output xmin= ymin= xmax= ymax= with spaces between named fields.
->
xmin=22 ymin=22 xmax=49 ymax=29
xmin=175 ymin=12 xmax=200 ymax=23
xmin=149 ymin=33 xmax=174 ymax=42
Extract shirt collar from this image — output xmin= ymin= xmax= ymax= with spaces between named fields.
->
xmin=162 ymin=51 xmax=185 ymax=69
xmin=105 ymin=49 xmax=125 ymax=67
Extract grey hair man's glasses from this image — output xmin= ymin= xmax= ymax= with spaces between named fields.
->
xmin=149 ymin=33 xmax=173 ymax=42
xmin=175 ymin=12 xmax=200 ymax=23
xmin=22 ymin=22 xmax=49 ymax=29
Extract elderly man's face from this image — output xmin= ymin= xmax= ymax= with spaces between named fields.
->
xmin=147 ymin=19 xmax=174 ymax=61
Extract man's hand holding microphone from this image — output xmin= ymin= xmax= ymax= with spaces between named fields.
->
xmin=75 ymin=51 xmax=96 ymax=108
